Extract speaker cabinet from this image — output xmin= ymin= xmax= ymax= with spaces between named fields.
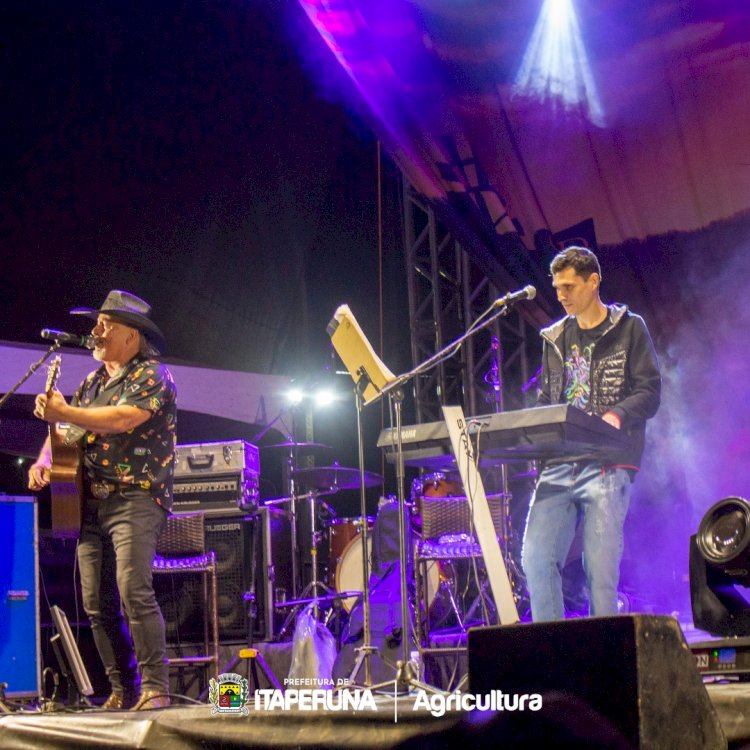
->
xmin=1 ymin=497 xmax=41 ymax=699
xmin=205 ymin=515 xmax=255 ymax=640
xmin=468 ymin=615 xmax=725 ymax=749
xmin=155 ymin=509 xmax=294 ymax=644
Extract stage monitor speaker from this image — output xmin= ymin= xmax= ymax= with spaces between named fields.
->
xmin=0 ymin=497 xmax=41 ymax=699
xmin=468 ymin=615 xmax=725 ymax=750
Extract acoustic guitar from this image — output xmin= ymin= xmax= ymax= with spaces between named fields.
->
xmin=45 ymin=355 xmax=84 ymax=538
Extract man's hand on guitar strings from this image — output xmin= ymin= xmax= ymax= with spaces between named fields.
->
xmin=34 ymin=388 xmax=68 ymax=423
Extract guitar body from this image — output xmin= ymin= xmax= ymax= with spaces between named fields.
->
xmin=46 ymin=356 xmax=84 ymax=538
xmin=49 ymin=427 xmax=84 ymax=538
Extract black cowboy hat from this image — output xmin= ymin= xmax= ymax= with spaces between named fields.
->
xmin=70 ymin=289 xmax=165 ymax=353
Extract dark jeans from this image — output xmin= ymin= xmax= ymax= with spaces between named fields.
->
xmin=77 ymin=490 xmax=169 ymax=695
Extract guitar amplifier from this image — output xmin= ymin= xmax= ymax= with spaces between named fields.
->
xmin=172 ymin=440 xmax=260 ymax=516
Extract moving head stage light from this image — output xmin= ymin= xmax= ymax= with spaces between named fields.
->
xmin=691 ymin=496 xmax=750 ymax=636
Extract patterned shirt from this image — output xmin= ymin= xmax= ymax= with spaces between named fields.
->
xmin=71 ymin=355 xmax=177 ymax=510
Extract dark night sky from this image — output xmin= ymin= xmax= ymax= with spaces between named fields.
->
xmin=1 ymin=0 xmax=409 ymax=377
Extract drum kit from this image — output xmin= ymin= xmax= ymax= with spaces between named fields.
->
xmin=260 ymin=441 xmax=386 ymax=629
xmin=260 ymin=439 xmax=532 ymax=643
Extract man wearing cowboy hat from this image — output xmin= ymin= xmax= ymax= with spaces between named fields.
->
xmin=29 ymin=290 xmax=176 ymax=711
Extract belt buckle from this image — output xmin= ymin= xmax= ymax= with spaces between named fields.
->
xmin=91 ymin=481 xmax=111 ymax=500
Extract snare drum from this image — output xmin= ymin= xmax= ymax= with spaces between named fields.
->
xmin=413 ymin=471 xmax=463 ymax=499
xmin=327 ymin=516 xmax=374 ymax=586
xmin=335 ymin=533 xmax=439 ymax=612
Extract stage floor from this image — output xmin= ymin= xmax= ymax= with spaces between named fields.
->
xmin=0 ymin=684 xmax=747 ymax=749
xmin=1 ymin=622 xmax=747 ymax=749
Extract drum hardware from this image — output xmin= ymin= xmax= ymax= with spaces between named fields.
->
xmin=424 ymin=561 xmax=466 ymax=633
xmin=282 ymin=488 xmax=335 ymax=625
xmin=261 ymin=441 xmax=333 ymax=453
xmin=287 ymin=465 xmax=381 ymax=623
xmin=264 ymin=440 xmax=340 ymax=605
xmin=262 ymin=495 xmax=293 ymax=507
xmin=291 ymin=464 xmax=383 ymax=493
xmin=273 ymin=588 xmax=363 ymax=641
xmin=262 ymin=491 xmax=334 ymax=509
xmin=273 ymin=589 xmax=364 ymax=610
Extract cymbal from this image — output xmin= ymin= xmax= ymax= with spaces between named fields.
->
xmin=292 ymin=465 xmax=383 ymax=492
xmin=262 ymin=441 xmax=332 ymax=452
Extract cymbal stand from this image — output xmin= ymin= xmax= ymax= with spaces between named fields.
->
xmin=485 ymin=335 xmax=526 ymax=591
xmin=345 ymin=379 xmax=379 ymax=687
xmin=296 ymin=490 xmax=333 ymax=613
xmin=345 ymin=376 xmax=437 ymax=694
xmin=283 ymin=445 xmax=301 ymax=598
xmin=274 ymin=489 xmax=337 ymax=637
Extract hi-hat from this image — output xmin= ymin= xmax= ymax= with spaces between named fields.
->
xmin=262 ymin=441 xmax=332 ymax=452
xmin=292 ymin=465 xmax=383 ymax=492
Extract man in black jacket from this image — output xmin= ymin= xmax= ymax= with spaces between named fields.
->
xmin=521 ymin=247 xmax=661 ymax=621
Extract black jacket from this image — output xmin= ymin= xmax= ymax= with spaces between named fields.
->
xmin=538 ymin=303 xmax=661 ymax=470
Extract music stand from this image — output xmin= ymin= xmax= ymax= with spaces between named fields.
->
xmin=49 ymin=605 xmax=94 ymax=707
xmin=328 ymin=305 xmax=436 ymax=693
xmin=328 ymin=295 xmax=525 ymax=693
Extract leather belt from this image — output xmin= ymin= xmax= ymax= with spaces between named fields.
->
xmin=90 ymin=481 xmax=118 ymax=500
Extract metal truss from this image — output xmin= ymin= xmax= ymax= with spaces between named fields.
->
xmin=402 ymin=182 xmax=542 ymax=424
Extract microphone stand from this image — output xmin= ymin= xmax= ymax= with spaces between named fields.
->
xmin=363 ymin=297 xmax=522 ymax=694
xmin=0 ymin=342 xmax=62 ymax=411
xmin=345 ymin=376 xmax=377 ymax=687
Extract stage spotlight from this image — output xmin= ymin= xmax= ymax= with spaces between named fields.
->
xmin=286 ymin=383 xmax=341 ymax=408
xmin=512 ymin=0 xmax=604 ymax=126
xmin=313 ymin=388 xmax=337 ymax=407
xmin=697 ymin=497 xmax=750 ymax=576
xmin=286 ymin=388 xmax=304 ymax=405
xmin=690 ymin=497 xmax=750 ymax=636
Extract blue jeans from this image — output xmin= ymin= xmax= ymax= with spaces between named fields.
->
xmin=521 ymin=462 xmax=631 ymax=622
xmin=77 ymin=490 xmax=169 ymax=695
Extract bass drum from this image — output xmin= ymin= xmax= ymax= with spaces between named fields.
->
xmin=335 ymin=534 xmax=439 ymax=612
xmin=327 ymin=516 xmax=374 ymax=586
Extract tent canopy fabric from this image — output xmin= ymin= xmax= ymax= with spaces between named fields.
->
xmin=0 ymin=341 xmax=291 ymax=456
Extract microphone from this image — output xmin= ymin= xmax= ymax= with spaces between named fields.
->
xmin=40 ymin=329 xmax=96 ymax=349
xmin=494 ymin=285 xmax=536 ymax=307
